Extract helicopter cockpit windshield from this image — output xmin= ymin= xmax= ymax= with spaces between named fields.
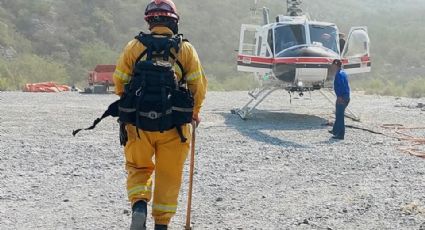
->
xmin=274 ymin=24 xmax=306 ymax=54
xmin=309 ymin=25 xmax=338 ymax=53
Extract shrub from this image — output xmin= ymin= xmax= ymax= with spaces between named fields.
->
xmin=0 ymin=54 xmax=70 ymax=90
xmin=80 ymin=42 xmax=118 ymax=70
xmin=405 ymin=78 xmax=425 ymax=98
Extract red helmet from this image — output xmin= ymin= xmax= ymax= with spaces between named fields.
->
xmin=144 ymin=0 xmax=179 ymax=21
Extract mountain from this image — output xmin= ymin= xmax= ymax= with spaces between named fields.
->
xmin=0 ymin=0 xmax=424 ymax=97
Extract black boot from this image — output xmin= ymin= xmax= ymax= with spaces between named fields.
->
xmin=130 ymin=200 xmax=147 ymax=230
xmin=154 ymin=224 xmax=168 ymax=230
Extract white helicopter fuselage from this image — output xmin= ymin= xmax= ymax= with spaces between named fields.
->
xmin=237 ymin=15 xmax=371 ymax=91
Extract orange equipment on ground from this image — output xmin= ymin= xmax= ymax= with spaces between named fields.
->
xmin=23 ymin=82 xmax=71 ymax=93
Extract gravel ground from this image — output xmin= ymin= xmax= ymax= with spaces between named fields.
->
xmin=1 ymin=91 xmax=425 ymax=230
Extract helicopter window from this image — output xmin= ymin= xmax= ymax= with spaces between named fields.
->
xmin=309 ymin=25 xmax=338 ymax=53
xmin=343 ymin=29 xmax=369 ymax=58
xmin=257 ymin=36 xmax=262 ymax=56
xmin=274 ymin=25 xmax=306 ymax=54
xmin=241 ymin=30 xmax=257 ymax=55
xmin=267 ymin=29 xmax=274 ymax=56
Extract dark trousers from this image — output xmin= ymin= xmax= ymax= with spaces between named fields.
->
xmin=332 ymin=99 xmax=349 ymax=139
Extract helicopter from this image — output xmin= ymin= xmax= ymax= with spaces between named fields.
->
xmin=232 ymin=0 xmax=371 ymax=120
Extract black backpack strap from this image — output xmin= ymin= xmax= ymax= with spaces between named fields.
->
xmin=135 ymin=49 xmax=148 ymax=64
xmin=72 ymin=100 xmax=120 ymax=136
xmin=176 ymin=126 xmax=187 ymax=143
xmin=168 ymin=49 xmax=185 ymax=83
xmin=176 ymin=60 xmax=186 ymax=85
xmin=135 ymin=33 xmax=157 ymax=61
xmin=169 ymin=35 xmax=187 ymax=85
xmin=166 ymin=34 xmax=182 ymax=65
xmin=135 ymin=32 xmax=150 ymax=62
xmin=119 ymin=121 xmax=128 ymax=146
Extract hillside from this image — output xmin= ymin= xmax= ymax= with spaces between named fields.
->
xmin=0 ymin=0 xmax=424 ymax=96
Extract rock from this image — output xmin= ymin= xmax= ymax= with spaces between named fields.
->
xmin=216 ymin=197 xmax=223 ymax=202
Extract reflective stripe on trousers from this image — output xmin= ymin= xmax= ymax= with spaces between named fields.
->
xmin=128 ymin=184 xmax=152 ymax=198
xmin=152 ymin=203 xmax=178 ymax=213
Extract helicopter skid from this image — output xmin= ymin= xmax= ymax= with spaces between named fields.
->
xmin=319 ymin=89 xmax=360 ymax=121
xmin=231 ymin=86 xmax=280 ymax=119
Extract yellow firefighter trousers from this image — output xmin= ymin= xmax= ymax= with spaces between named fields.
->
xmin=124 ymin=124 xmax=191 ymax=225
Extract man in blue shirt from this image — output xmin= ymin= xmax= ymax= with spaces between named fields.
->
xmin=330 ymin=59 xmax=350 ymax=140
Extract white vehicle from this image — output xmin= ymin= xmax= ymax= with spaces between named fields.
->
xmin=232 ymin=0 xmax=371 ymax=120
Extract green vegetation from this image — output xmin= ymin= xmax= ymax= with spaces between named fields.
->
xmin=0 ymin=54 xmax=67 ymax=90
xmin=0 ymin=0 xmax=424 ymax=97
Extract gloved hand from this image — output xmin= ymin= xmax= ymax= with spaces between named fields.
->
xmin=192 ymin=113 xmax=201 ymax=127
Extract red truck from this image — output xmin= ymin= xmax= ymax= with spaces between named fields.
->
xmin=83 ymin=64 xmax=116 ymax=94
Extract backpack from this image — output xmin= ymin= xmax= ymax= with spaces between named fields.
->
xmin=73 ymin=32 xmax=194 ymax=143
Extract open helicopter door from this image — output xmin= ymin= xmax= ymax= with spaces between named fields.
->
xmin=237 ymin=24 xmax=271 ymax=74
xmin=341 ymin=27 xmax=371 ymax=74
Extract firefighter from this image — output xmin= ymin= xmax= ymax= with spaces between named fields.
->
xmin=329 ymin=59 xmax=350 ymax=140
xmin=112 ymin=0 xmax=207 ymax=229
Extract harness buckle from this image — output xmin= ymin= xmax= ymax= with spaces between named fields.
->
xmin=135 ymin=88 xmax=142 ymax=97
xmin=147 ymin=111 xmax=159 ymax=119
xmin=154 ymin=60 xmax=172 ymax=68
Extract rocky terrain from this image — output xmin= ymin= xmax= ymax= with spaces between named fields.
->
xmin=1 ymin=91 xmax=425 ymax=230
